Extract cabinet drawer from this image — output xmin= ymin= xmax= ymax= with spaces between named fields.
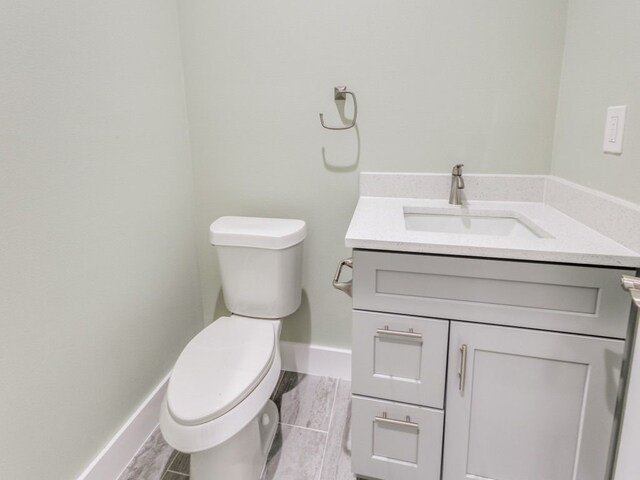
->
xmin=353 ymin=249 xmax=634 ymax=339
xmin=352 ymin=310 xmax=448 ymax=408
xmin=352 ymin=395 xmax=443 ymax=480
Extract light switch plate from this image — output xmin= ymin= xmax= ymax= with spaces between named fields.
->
xmin=603 ymin=105 xmax=627 ymax=155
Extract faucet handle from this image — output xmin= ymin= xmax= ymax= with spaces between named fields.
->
xmin=452 ymin=164 xmax=464 ymax=176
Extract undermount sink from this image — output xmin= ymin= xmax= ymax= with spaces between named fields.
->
xmin=404 ymin=207 xmax=552 ymax=239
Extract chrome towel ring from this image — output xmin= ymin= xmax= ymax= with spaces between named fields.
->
xmin=319 ymin=86 xmax=358 ymax=130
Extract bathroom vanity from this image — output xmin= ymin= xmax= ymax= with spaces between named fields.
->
xmin=341 ymin=173 xmax=640 ymax=480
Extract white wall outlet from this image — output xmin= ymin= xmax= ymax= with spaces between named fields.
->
xmin=603 ymin=105 xmax=627 ymax=155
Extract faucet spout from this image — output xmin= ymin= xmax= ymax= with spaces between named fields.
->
xmin=449 ymin=164 xmax=464 ymax=205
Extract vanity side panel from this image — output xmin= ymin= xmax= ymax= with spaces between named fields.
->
xmin=353 ymin=250 xmax=633 ymax=339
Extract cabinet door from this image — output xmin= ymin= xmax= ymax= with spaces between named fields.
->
xmin=443 ymin=321 xmax=624 ymax=480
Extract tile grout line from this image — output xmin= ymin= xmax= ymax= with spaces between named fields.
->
xmin=166 ymin=468 xmax=189 ymax=476
xmin=278 ymin=421 xmax=330 ymax=434
xmin=164 ymin=450 xmax=179 ymax=475
xmin=315 ymin=378 xmax=341 ymax=480
xmin=161 ymin=468 xmax=189 ymax=479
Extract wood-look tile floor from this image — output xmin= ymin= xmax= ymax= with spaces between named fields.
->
xmin=118 ymin=372 xmax=355 ymax=480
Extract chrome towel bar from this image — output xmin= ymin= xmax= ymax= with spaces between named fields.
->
xmin=332 ymin=257 xmax=353 ymax=296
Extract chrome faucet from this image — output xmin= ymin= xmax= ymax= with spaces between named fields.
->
xmin=449 ymin=164 xmax=465 ymax=205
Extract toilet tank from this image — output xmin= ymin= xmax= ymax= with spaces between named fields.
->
xmin=210 ymin=216 xmax=306 ymax=318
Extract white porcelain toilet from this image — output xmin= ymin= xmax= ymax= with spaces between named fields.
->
xmin=160 ymin=216 xmax=306 ymax=480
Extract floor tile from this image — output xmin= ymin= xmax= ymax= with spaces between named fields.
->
xmin=272 ymin=371 xmax=337 ymax=431
xmin=168 ymin=451 xmax=190 ymax=475
xmin=118 ymin=428 xmax=175 ymax=480
xmin=320 ymin=380 xmax=355 ymax=480
xmin=262 ymin=424 xmax=327 ymax=480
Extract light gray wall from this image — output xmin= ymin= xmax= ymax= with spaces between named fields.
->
xmin=0 ymin=1 xmax=202 ymax=478
xmin=177 ymin=0 xmax=568 ymax=347
xmin=551 ymin=0 xmax=640 ymax=203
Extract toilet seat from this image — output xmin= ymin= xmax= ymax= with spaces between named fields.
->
xmin=160 ymin=337 xmax=281 ymax=454
xmin=167 ymin=315 xmax=276 ymax=426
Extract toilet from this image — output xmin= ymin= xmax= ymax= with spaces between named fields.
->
xmin=160 ymin=216 xmax=306 ymax=480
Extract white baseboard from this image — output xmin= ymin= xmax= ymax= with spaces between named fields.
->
xmin=280 ymin=341 xmax=352 ymax=380
xmin=76 ymin=372 xmax=171 ymax=480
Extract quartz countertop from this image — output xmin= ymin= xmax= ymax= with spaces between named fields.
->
xmin=345 ymin=196 xmax=640 ymax=268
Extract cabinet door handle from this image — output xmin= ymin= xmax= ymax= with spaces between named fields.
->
xmin=458 ymin=344 xmax=468 ymax=392
xmin=376 ymin=325 xmax=423 ymax=340
xmin=374 ymin=412 xmax=419 ymax=430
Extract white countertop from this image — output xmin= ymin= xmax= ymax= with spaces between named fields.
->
xmin=345 ymin=196 xmax=640 ymax=268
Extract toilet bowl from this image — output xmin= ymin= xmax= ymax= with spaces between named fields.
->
xmin=160 ymin=216 xmax=306 ymax=480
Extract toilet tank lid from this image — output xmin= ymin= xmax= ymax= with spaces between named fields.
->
xmin=210 ymin=216 xmax=307 ymax=250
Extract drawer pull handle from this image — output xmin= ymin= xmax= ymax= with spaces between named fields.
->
xmin=376 ymin=325 xmax=422 ymax=340
xmin=375 ymin=412 xmax=419 ymax=430
xmin=332 ymin=257 xmax=353 ymax=297
xmin=458 ymin=344 xmax=468 ymax=392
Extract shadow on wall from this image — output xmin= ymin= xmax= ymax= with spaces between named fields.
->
xmin=211 ymin=288 xmax=312 ymax=345
xmin=321 ymin=124 xmax=360 ymax=173
xmin=281 ymin=289 xmax=311 ymax=344
xmin=212 ymin=289 xmax=231 ymax=323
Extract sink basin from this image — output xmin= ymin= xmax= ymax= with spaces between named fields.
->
xmin=404 ymin=207 xmax=552 ymax=239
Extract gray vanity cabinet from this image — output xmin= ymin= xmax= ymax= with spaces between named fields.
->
xmin=444 ymin=321 xmax=624 ymax=480
xmin=349 ymin=249 xmax=634 ymax=480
